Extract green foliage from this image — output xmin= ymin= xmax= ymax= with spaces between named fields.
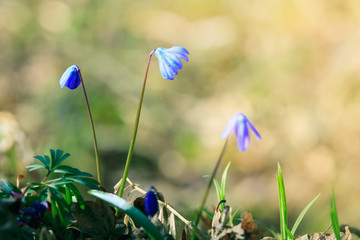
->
xmin=25 ymin=149 xmax=99 ymax=225
xmin=211 ymin=162 xmax=231 ymax=211
xmin=0 ymin=179 xmax=22 ymax=197
xmin=89 ymin=190 xmax=164 ymax=240
xmin=330 ymin=189 xmax=341 ymax=240
xmin=0 ymin=149 xmax=103 ymax=239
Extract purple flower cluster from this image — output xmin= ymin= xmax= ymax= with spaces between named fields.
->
xmin=19 ymin=201 xmax=49 ymax=227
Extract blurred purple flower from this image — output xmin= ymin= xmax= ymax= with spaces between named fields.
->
xmin=144 ymin=187 xmax=159 ymax=217
xmin=221 ymin=112 xmax=261 ymax=151
xmin=59 ymin=65 xmax=82 ymax=90
xmin=154 ymin=46 xmax=189 ymax=80
xmin=19 ymin=201 xmax=49 ymax=227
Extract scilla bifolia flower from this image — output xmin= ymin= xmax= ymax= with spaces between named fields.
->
xmin=59 ymin=65 xmax=102 ymax=185
xmin=59 ymin=65 xmax=81 ymax=90
xmin=154 ymin=46 xmax=189 ymax=80
xmin=116 ymin=46 xmax=189 ymax=198
xmin=192 ymin=111 xmax=262 ymax=240
xmin=144 ymin=187 xmax=159 ymax=217
xmin=221 ymin=112 xmax=261 ymax=151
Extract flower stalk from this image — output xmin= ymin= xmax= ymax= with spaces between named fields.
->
xmin=117 ymin=50 xmax=155 ymax=198
xmin=79 ymin=71 xmax=102 ymax=185
xmin=191 ymin=135 xmax=231 ymax=240
xmin=59 ymin=65 xmax=102 ymax=185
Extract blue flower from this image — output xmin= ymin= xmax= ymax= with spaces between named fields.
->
xmin=154 ymin=46 xmax=189 ymax=80
xmin=144 ymin=187 xmax=159 ymax=217
xmin=59 ymin=65 xmax=82 ymax=90
xmin=221 ymin=112 xmax=261 ymax=151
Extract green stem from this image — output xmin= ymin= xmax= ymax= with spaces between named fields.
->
xmin=118 ymin=50 xmax=155 ymax=198
xmin=191 ymin=135 xmax=230 ymax=240
xmin=79 ymin=71 xmax=102 ymax=185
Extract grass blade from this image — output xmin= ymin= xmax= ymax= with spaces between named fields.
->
xmin=277 ymin=163 xmax=288 ymax=240
xmin=330 ymin=189 xmax=341 ymax=240
xmin=286 ymin=227 xmax=295 ymax=240
xmin=220 ymin=162 xmax=231 ymax=201
xmin=291 ymin=194 xmax=320 ymax=235
xmin=89 ymin=190 xmax=164 ymax=240
xmin=212 ymin=177 xmax=221 ymax=203
xmin=229 ymin=208 xmax=240 ymax=225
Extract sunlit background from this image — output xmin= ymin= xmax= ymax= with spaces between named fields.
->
xmin=1 ymin=0 xmax=360 ymax=235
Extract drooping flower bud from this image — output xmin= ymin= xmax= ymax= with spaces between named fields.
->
xmin=59 ymin=65 xmax=82 ymax=90
xmin=144 ymin=187 xmax=159 ymax=217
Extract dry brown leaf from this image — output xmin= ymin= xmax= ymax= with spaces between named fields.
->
xmin=241 ymin=211 xmax=258 ymax=234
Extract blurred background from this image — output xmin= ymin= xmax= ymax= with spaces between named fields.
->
xmin=1 ymin=0 xmax=360 ymax=235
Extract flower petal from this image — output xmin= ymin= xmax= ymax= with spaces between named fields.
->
xmin=167 ymin=46 xmax=189 ymax=55
xmin=235 ymin=119 xmax=250 ymax=151
xmin=221 ymin=114 xmax=238 ymax=139
xmin=159 ymin=60 xmax=174 ymax=80
xmin=166 ymin=46 xmax=189 ymax=61
xmin=167 ymin=54 xmax=183 ymax=69
xmin=246 ymin=118 xmax=262 ymax=141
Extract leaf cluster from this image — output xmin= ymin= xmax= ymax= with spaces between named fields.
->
xmin=25 ymin=149 xmax=100 ymax=227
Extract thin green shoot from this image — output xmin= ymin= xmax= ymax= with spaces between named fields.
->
xmin=330 ymin=189 xmax=341 ymax=240
xmin=277 ymin=163 xmax=288 ymax=240
xmin=209 ymin=162 xmax=231 ymax=211
xmin=291 ymin=194 xmax=320 ymax=235
xmin=203 ymin=208 xmax=214 ymax=219
xmin=220 ymin=162 xmax=231 ymax=210
xmin=229 ymin=208 xmax=240 ymax=226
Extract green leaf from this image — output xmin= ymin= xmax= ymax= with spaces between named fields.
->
xmin=65 ymin=184 xmax=72 ymax=206
xmin=34 ymin=155 xmax=50 ymax=169
xmin=51 ymin=178 xmax=74 ymax=186
xmin=203 ymin=208 xmax=213 ymax=219
xmin=26 ymin=163 xmax=46 ymax=172
xmin=53 ymin=165 xmax=93 ymax=177
xmin=67 ymin=183 xmax=85 ymax=210
xmin=277 ymin=163 xmax=288 ymax=240
xmin=212 ymin=178 xmax=221 ymax=203
xmin=220 ymin=162 xmax=231 ymax=201
xmin=67 ymin=177 xmax=99 ymax=189
xmin=50 ymin=149 xmax=56 ymax=169
xmin=89 ymin=190 xmax=164 ymax=240
xmin=0 ymin=179 xmax=21 ymax=195
xmin=291 ymin=194 xmax=320 ymax=235
xmin=44 ymin=155 xmax=51 ymax=169
xmin=49 ymin=187 xmax=74 ymax=224
xmin=331 ymin=189 xmax=341 ymax=240
xmin=52 ymin=150 xmax=71 ymax=168
xmin=230 ymin=208 xmax=240 ymax=225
